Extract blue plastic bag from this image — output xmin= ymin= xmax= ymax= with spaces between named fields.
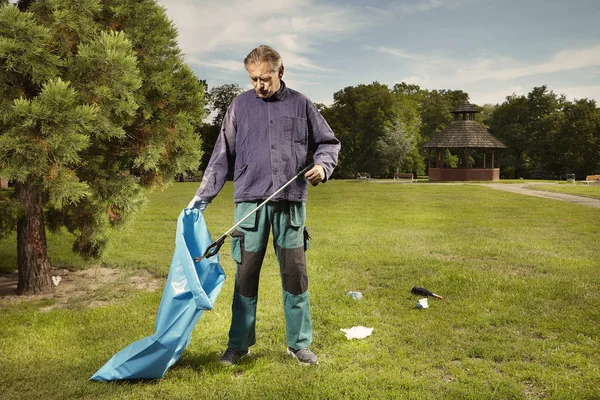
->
xmin=90 ymin=209 xmax=226 ymax=381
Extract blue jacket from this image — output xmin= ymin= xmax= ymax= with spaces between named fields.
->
xmin=195 ymin=81 xmax=340 ymax=203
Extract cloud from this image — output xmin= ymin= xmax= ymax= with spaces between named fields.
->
xmin=373 ymin=43 xmax=600 ymax=105
xmin=157 ymin=0 xmax=363 ymax=74
xmin=455 ymin=45 xmax=600 ymax=82
xmin=396 ymin=0 xmax=446 ymax=14
xmin=187 ymin=57 xmax=241 ymax=72
xmin=366 ymin=0 xmax=467 ymax=16
xmin=554 ymin=84 xmax=600 ymax=103
xmin=468 ymin=85 xmax=526 ymax=106
xmin=374 ymin=43 xmax=600 ymax=84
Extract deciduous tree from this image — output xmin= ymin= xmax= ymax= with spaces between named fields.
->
xmin=557 ymin=99 xmax=600 ymax=178
xmin=321 ymin=82 xmax=398 ymax=177
xmin=199 ymin=83 xmax=244 ymax=171
xmin=376 ymin=118 xmax=418 ymax=175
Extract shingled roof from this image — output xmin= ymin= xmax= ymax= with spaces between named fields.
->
xmin=450 ymin=102 xmax=480 ymax=113
xmin=422 ymin=102 xmax=507 ymax=149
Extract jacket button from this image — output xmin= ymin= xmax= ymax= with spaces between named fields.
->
xmin=273 ymin=169 xmax=278 ymax=175
xmin=271 ymin=145 xmax=276 ymax=149
xmin=269 ymin=120 xmax=274 ymax=125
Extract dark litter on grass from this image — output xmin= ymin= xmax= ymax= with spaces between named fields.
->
xmin=412 ymin=286 xmax=443 ymax=310
xmin=411 ymin=286 xmax=443 ymax=299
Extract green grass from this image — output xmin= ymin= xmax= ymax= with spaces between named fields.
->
xmin=1 ymin=181 xmax=599 ymax=399
xmin=492 ymin=179 xmax=559 ymax=184
xmin=527 ymin=184 xmax=600 ymax=200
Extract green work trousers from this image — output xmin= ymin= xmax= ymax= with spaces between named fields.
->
xmin=227 ymin=201 xmax=312 ymax=351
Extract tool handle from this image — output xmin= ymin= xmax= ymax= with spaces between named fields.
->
xmin=221 ymin=162 xmax=315 ymax=238
xmin=193 ymin=163 xmax=315 ymax=262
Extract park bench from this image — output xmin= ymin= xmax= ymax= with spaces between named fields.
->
xmin=357 ymin=172 xmax=372 ymax=182
xmin=578 ymin=175 xmax=600 ymax=185
xmin=393 ymin=173 xmax=416 ymax=183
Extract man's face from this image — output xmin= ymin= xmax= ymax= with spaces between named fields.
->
xmin=247 ymin=61 xmax=283 ymax=99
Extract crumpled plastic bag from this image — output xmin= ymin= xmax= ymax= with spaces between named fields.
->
xmin=90 ymin=208 xmax=226 ymax=381
xmin=340 ymin=326 xmax=374 ymax=340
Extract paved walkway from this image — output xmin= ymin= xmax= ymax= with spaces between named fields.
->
xmin=480 ymin=183 xmax=600 ymax=209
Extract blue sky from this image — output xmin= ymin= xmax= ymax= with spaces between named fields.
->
xmin=157 ymin=0 xmax=600 ymax=107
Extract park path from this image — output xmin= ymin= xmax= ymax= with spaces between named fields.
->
xmin=480 ymin=183 xmax=600 ymax=209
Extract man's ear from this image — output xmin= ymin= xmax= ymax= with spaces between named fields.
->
xmin=278 ymin=65 xmax=284 ymax=79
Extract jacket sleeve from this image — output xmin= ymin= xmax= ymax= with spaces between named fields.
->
xmin=194 ymin=105 xmax=236 ymax=202
xmin=306 ymin=102 xmax=341 ymax=182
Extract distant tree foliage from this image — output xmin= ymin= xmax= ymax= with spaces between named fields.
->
xmin=322 ymin=82 xmax=465 ymax=178
xmin=489 ymin=85 xmax=599 ymax=179
xmin=0 ymin=1 xmax=206 ymax=294
xmin=376 ymin=118 xmax=419 ymax=175
xmin=321 ymin=81 xmax=599 ymax=180
xmin=198 ymin=83 xmax=244 ymax=171
xmin=557 ymin=99 xmax=600 ymax=178
xmin=321 ymin=82 xmax=397 ymax=177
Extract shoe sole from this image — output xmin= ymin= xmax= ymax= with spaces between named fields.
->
xmin=286 ymin=348 xmax=319 ymax=366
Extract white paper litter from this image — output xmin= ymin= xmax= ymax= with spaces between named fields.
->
xmin=417 ymin=298 xmax=428 ymax=309
xmin=52 ymin=276 xmax=62 ymax=287
xmin=340 ymin=326 xmax=374 ymax=340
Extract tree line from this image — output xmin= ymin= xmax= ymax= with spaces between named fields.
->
xmin=1 ymin=0 xmax=599 ymax=294
xmin=201 ymin=81 xmax=600 ymax=181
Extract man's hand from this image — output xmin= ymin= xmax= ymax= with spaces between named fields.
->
xmin=305 ymin=164 xmax=325 ymax=186
xmin=187 ymin=196 xmax=208 ymax=212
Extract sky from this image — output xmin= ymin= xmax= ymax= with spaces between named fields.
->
xmin=155 ymin=0 xmax=600 ymax=107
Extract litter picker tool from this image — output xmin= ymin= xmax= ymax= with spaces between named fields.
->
xmin=194 ymin=163 xmax=315 ymax=263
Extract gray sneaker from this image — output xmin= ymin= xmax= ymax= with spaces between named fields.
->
xmin=219 ymin=348 xmax=249 ymax=366
xmin=287 ymin=347 xmax=319 ymax=365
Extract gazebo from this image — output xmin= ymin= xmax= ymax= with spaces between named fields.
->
xmin=422 ymin=102 xmax=506 ymax=181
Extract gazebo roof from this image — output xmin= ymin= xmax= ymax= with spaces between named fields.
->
xmin=422 ymin=120 xmax=507 ymax=149
xmin=451 ymin=102 xmax=480 ymax=113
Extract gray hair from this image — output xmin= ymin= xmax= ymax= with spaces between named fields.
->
xmin=244 ymin=45 xmax=283 ymax=71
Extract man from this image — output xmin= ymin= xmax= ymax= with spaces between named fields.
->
xmin=189 ymin=45 xmax=340 ymax=366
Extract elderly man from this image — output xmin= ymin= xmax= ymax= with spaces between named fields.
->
xmin=189 ymin=45 xmax=340 ymax=366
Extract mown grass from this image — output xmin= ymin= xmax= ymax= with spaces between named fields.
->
xmin=1 ymin=181 xmax=599 ymax=399
xmin=527 ymin=184 xmax=600 ymax=200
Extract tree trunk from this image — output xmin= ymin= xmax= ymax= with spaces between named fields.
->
xmin=15 ymin=181 xmax=53 ymax=295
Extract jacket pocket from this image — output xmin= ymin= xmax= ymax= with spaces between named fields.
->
xmin=285 ymin=116 xmax=309 ymax=167
xmin=287 ymin=202 xmax=305 ymax=228
xmin=284 ymin=116 xmax=307 ymax=142
xmin=234 ymin=201 xmax=259 ymax=229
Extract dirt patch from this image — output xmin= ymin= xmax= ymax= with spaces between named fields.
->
xmin=0 ymin=266 xmax=164 ymax=310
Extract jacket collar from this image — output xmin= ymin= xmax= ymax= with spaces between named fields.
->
xmin=254 ymin=80 xmax=287 ymax=101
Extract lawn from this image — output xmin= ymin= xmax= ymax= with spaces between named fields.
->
xmin=1 ymin=181 xmax=599 ymax=399
xmin=526 ymin=184 xmax=600 ymax=200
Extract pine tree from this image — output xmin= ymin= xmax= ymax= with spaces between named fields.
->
xmin=0 ymin=1 xmax=206 ymax=294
